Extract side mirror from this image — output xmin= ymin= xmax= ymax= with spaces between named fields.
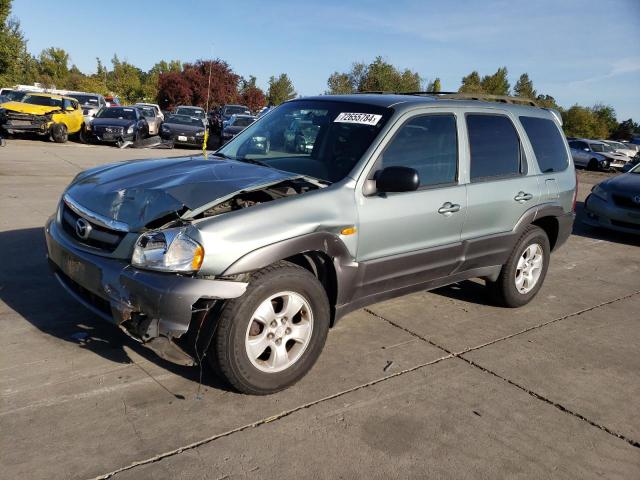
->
xmin=375 ymin=166 xmax=419 ymax=193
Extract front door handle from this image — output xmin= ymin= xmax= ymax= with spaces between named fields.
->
xmin=438 ymin=202 xmax=461 ymax=215
xmin=514 ymin=191 xmax=533 ymax=202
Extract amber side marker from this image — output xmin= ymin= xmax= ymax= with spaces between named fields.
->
xmin=340 ymin=226 xmax=357 ymax=235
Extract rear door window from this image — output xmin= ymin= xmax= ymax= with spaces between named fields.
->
xmin=466 ymin=114 xmax=522 ymax=181
xmin=519 ymin=116 xmax=569 ymax=173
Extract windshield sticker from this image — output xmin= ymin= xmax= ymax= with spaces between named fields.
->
xmin=334 ymin=112 xmax=382 ymax=126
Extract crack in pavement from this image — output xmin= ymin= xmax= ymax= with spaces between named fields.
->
xmin=89 ymin=289 xmax=640 ymax=479
xmin=367 ymin=289 xmax=640 ymax=450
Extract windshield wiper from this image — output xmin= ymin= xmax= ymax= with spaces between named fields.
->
xmin=234 ymin=157 xmax=272 ymax=168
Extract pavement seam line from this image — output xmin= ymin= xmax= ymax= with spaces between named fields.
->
xmin=456 ymin=354 xmax=640 ymax=449
xmin=366 ymin=290 xmax=640 ymax=450
xmin=89 ymin=352 xmax=456 ymax=480
xmin=88 ymin=289 xmax=640 ymax=479
xmin=366 ymin=288 xmax=640 ymax=358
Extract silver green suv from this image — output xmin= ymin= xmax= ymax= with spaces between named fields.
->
xmin=45 ymin=93 xmax=576 ymax=394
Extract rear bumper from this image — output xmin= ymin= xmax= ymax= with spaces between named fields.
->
xmin=45 ymin=216 xmax=248 ymax=362
xmin=554 ymin=211 xmax=576 ymax=250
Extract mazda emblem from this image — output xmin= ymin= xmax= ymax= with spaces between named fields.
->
xmin=634 ymin=195 xmax=640 ymax=205
xmin=75 ymin=218 xmax=92 ymax=240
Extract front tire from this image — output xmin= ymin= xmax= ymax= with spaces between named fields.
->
xmin=489 ymin=225 xmax=550 ymax=308
xmin=210 ymin=261 xmax=330 ymax=395
xmin=51 ymin=123 xmax=68 ymax=143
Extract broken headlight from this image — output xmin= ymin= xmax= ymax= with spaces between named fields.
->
xmin=131 ymin=228 xmax=204 ymax=273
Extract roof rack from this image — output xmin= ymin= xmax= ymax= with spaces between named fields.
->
xmin=353 ymin=90 xmax=539 ymax=106
xmin=435 ymin=93 xmax=538 ymax=107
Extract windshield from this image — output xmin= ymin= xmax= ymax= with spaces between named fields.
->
xmin=231 ymin=116 xmax=255 ymax=127
xmin=96 ymin=107 xmax=137 ymax=120
xmin=217 ymin=100 xmax=392 ymax=183
xmin=630 ymin=163 xmax=640 ymax=173
xmin=6 ymin=90 xmax=27 ymax=101
xmin=22 ymin=95 xmax=63 ymax=108
xmin=140 ymin=107 xmax=155 ymax=118
xmin=176 ymin=107 xmax=204 ymax=117
xmin=224 ymin=105 xmax=249 ymax=116
xmin=607 ymin=141 xmax=625 ymax=149
xmin=166 ymin=114 xmax=204 ymax=127
xmin=69 ymin=94 xmax=99 ymax=106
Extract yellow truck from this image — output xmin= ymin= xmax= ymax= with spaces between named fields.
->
xmin=0 ymin=93 xmax=84 ymax=143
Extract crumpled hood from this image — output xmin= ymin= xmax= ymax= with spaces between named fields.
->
xmin=602 ymin=172 xmax=640 ymax=194
xmin=65 ymin=155 xmax=296 ymax=231
xmin=600 ymin=152 xmax=628 ymax=161
xmin=1 ymin=101 xmax=60 ymax=115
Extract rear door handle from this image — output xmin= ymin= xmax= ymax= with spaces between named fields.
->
xmin=514 ymin=191 xmax=533 ymax=202
xmin=438 ymin=202 xmax=461 ymax=215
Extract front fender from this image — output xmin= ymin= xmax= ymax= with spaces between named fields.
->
xmin=222 ymin=231 xmax=359 ymax=306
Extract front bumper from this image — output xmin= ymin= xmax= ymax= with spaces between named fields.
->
xmin=162 ymin=132 xmax=205 ymax=146
xmin=45 ymin=216 xmax=248 ymax=363
xmin=583 ymin=194 xmax=640 ymax=234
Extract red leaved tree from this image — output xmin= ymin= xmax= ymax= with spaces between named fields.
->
xmin=157 ymin=59 xmax=241 ymax=110
xmin=157 ymin=72 xmax=191 ymax=110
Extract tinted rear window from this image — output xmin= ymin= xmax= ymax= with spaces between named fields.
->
xmin=467 ymin=114 xmax=522 ymax=180
xmin=519 ymin=117 xmax=569 ymax=173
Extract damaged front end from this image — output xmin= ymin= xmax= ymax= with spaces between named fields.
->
xmin=45 ymin=155 xmax=323 ymax=365
xmin=0 ymin=109 xmax=52 ymax=135
xmin=46 ymin=215 xmax=248 ymax=365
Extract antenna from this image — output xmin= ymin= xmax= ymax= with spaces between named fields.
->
xmin=205 ymin=44 xmax=213 ymax=113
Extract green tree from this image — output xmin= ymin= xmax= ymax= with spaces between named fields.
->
xmin=458 ymin=71 xmax=482 ymax=93
xmin=267 ymin=73 xmax=296 ymax=105
xmin=513 ymin=73 xmax=537 ymax=99
xmin=611 ymin=119 xmax=639 ymax=141
xmin=0 ymin=0 xmax=35 ymax=86
xmin=37 ymin=47 xmax=70 ymax=87
xmin=108 ymin=54 xmax=144 ymax=103
xmin=591 ymin=104 xmax=617 ymax=137
xmin=535 ymin=94 xmax=559 ymax=109
xmin=481 ymin=67 xmax=510 ymax=95
xmin=326 ymin=71 xmax=353 ymax=94
xmin=562 ymin=105 xmax=608 ymax=138
xmin=358 ymin=56 xmax=420 ymax=92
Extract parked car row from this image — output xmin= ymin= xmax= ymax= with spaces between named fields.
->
xmin=568 ymin=137 xmax=639 ymax=172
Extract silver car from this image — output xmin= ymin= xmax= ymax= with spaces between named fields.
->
xmin=45 ymin=94 xmax=576 ymax=394
xmin=583 ymin=163 xmax=640 ymax=234
xmin=138 ymin=106 xmax=162 ymax=136
xmin=568 ymin=138 xmax=630 ymax=171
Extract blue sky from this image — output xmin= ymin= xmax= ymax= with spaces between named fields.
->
xmin=11 ymin=0 xmax=640 ymax=119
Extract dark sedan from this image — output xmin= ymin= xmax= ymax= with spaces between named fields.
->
xmin=221 ymin=114 xmax=256 ymax=144
xmin=583 ymin=163 xmax=640 ymax=234
xmin=89 ymin=107 xmax=148 ymax=145
xmin=160 ymin=114 xmax=208 ymax=148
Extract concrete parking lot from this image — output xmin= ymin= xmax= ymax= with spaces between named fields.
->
xmin=1 ymin=139 xmax=639 ymax=479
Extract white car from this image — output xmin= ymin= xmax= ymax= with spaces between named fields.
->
xmin=600 ymin=140 xmax=638 ymax=159
xmin=135 ymin=103 xmax=164 ymax=121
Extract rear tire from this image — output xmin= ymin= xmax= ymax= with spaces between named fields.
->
xmin=209 ymin=261 xmax=330 ymax=395
xmin=51 ymin=123 xmax=68 ymax=143
xmin=488 ymin=225 xmax=550 ymax=308
xmin=587 ymin=158 xmax=598 ymax=171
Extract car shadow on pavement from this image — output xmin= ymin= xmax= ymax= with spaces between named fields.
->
xmin=572 ymin=201 xmax=640 ymax=247
xmin=0 ymin=227 xmax=232 ymax=393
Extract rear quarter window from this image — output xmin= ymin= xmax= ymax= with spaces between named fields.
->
xmin=519 ymin=116 xmax=569 ymax=173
